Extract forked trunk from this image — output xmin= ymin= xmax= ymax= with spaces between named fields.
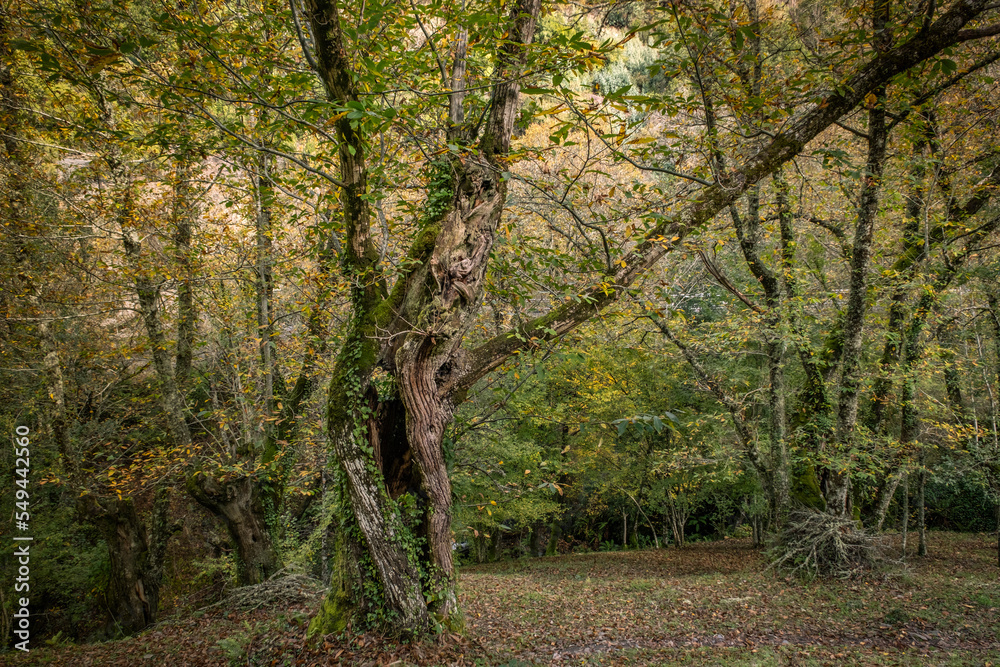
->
xmin=187 ymin=474 xmax=280 ymax=586
xmin=828 ymin=0 xmax=890 ymax=517
xmin=873 ymin=468 xmax=904 ymax=531
xmin=303 ymin=0 xmax=540 ymax=634
xmin=311 ymin=363 xmax=430 ymax=636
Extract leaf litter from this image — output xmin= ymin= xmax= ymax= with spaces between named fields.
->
xmin=10 ymin=533 xmax=999 ymax=666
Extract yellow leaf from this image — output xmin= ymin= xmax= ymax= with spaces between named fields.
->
xmin=537 ymin=104 xmax=566 ymax=116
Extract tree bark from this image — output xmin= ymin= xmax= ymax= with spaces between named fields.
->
xmin=172 ymin=150 xmax=197 ymax=389
xmin=304 ymin=0 xmax=541 ymax=636
xmin=730 ymin=185 xmax=790 ymax=526
xmin=985 ymin=292 xmax=1000 ymax=568
xmin=78 ymin=491 xmax=172 ymax=635
xmin=917 ymin=450 xmax=927 ymax=557
xmin=829 ymin=0 xmax=891 ymax=513
xmin=255 ymin=149 xmax=276 ymax=431
xmin=122 ymin=219 xmax=193 ymax=450
xmin=900 ymin=473 xmax=909 ymax=559
xmin=187 ymin=473 xmax=280 ymax=586
xmin=868 ymin=116 xmax=933 ymax=432
xmin=874 ymin=468 xmax=904 ymax=531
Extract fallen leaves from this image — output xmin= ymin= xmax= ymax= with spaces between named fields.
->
xmin=17 ymin=534 xmax=1000 ymax=666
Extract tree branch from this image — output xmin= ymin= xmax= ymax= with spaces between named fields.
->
xmin=454 ymin=0 xmax=992 ymax=393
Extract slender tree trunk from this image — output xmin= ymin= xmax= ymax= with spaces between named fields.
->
xmin=917 ymin=451 xmax=927 ymax=557
xmin=900 ymin=473 xmax=909 ymax=559
xmin=172 ymin=151 xmax=196 ymax=389
xmin=987 ymin=293 xmax=1000 ymax=567
xmin=255 ymin=150 xmax=276 ymax=432
xmin=874 ymin=468 xmax=904 ymax=531
xmin=868 ymin=116 xmax=932 ymax=432
xmin=118 ymin=156 xmax=192 ymax=449
xmin=726 ymin=0 xmax=790 ymax=528
xmin=767 ymin=334 xmax=790 ymax=526
xmin=731 ymin=183 xmax=790 ymax=525
xmin=829 ymin=8 xmax=889 ymax=512
xmin=667 ymin=494 xmax=687 ymax=548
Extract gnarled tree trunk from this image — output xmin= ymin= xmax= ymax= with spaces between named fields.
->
xmin=304 ymin=0 xmax=541 ymax=637
xmin=187 ymin=474 xmax=280 ymax=586
xmin=78 ymin=488 xmax=173 ymax=635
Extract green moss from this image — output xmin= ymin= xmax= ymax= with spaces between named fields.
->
xmin=436 ymin=608 xmax=465 ymax=634
xmin=326 ymin=366 xmax=354 ymax=428
xmin=307 ymin=588 xmax=353 ymax=638
xmin=408 ymin=220 xmax=442 ymax=261
xmin=791 ymin=465 xmax=825 ymax=510
xmin=326 ymin=322 xmax=380 ymax=429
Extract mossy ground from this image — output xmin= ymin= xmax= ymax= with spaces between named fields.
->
xmin=7 ymin=532 xmax=998 ymax=666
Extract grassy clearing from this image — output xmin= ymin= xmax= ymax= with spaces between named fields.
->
xmin=5 ymin=532 xmax=998 ymax=666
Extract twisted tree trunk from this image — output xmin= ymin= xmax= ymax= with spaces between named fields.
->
xmin=304 ymin=0 xmax=541 ymax=637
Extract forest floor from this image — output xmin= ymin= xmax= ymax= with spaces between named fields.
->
xmin=5 ymin=531 xmax=999 ymax=666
